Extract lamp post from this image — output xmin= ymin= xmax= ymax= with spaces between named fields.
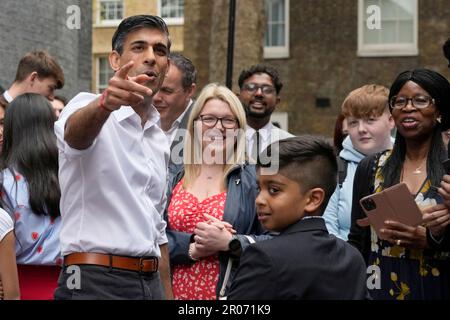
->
xmin=225 ymin=0 xmax=236 ymax=89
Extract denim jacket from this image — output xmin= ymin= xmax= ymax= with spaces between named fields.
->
xmin=163 ymin=163 xmax=271 ymax=297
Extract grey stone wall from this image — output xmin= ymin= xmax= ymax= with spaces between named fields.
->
xmin=0 ymin=0 xmax=92 ymax=100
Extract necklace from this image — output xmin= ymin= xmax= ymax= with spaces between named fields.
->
xmin=413 ymin=165 xmax=424 ymax=175
xmin=404 ymin=157 xmax=426 ymax=175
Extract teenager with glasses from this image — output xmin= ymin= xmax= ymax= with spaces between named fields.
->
xmin=163 ymin=83 xmax=267 ymax=300
xmin=348 ymin=69 xmax=450 ymax=300
xmin=237 ymin=65 xmax=294 ymax=163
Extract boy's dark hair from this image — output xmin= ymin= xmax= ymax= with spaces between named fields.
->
xmin=238 ymin=64 xmax=283 ymax=95
xmin=169 ymin=52 xmax=197 ymax=90
xmin=14 ymin=51 xmax=64 ymax=89
xmin=112 ymin=15 xmax=171 ymax=55
xmin=258 ymin=136 xmax=338 ymax=213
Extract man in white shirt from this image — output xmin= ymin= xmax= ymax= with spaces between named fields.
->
xmin=237 ymin=65 xmax=294 ymax=163
xmin=54 ymin=15 xmax=173 ymax=300
xmin=153 ymin=52 xmax=197 ymax=174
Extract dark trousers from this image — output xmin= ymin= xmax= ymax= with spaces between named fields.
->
xmin=54 ymin=265 xmax=164 ymax=300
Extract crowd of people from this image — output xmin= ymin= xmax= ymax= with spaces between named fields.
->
xmin=0 ymin=14 xmax=450 ymax=300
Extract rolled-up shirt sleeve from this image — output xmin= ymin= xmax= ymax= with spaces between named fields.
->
xmin=54 ymin=93 xmax=99 ymax=159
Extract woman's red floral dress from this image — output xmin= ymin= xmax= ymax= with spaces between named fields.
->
xmin=168 ymin=180 xmax=227 ymax=300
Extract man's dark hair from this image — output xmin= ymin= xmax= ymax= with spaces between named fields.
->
xmin=258 ymin=136 xmax=338 ymax=213
xmin=112 ymin=15 xmax=171 ymax=55
xmin=169 ymin=52 xmax=197 ymax=90
xmin=238 ymin=64 xmax=283 ymax=95
xmin=14 ymin=51 xmax=64 ymax=89
xmin=443 ymin=38 xmax=450 ymax=68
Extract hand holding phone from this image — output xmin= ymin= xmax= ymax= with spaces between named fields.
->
xmin=359 ymin=183 xmax=423 ymax=240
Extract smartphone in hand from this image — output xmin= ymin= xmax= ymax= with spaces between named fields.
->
xmin=359 ymin=182 xmax=423 ymax=239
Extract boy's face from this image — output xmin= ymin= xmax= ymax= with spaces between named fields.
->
xmin=28 ymin=75 xmax=58 ymax=101
xmin=256 ymin=171 xmax=309 ymax=232
xmin=346 ymin=111 xmax=394 ymax=155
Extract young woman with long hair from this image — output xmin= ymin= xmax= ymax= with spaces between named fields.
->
xmin=0 ymin=93 xmax=61 ymax=300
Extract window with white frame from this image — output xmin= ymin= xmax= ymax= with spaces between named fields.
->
xmin=97 ymin=57 xmax=115 ymax=93
xmin=264 ymin=0 xmax=290 ymax=59
xmin=159 ymin=0 xmax=184 ymax=25
xmin=358 ymin=0 xmax=418 ymax=57
xmin=98 ymin=0 xmax=124 ymax=25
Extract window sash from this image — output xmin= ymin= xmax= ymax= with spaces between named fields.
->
xmin=97 ymin=57 xmax=115 ymax=93
xmin=264 ymin=0 xmax=290 ymax=59
xmin=358 ymin=0 xmax=418 ymax=57
xmin=159 ymin=0 xmax=184 ymax=25
xmin=98 ymin=0 xmax=123 ymax=25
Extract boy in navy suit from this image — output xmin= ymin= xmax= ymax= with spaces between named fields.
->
xmin=228 ymin=136 xmax=369 ymax=300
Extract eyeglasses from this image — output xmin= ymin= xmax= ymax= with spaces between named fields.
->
xmin=242 ymin=83 xmax=276 ymax=95
xmin=389 ymin=95 xmax=435 ymax=110
xmin=197 ymin=115 xmax=238 ymax=129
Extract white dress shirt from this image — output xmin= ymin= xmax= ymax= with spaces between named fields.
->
xmin=54 ymin=93 xmax=170 ymax=258
xmin=3 ymin=90 xmax=13 ymax=103
xmin=246 ymin=122 xmax=294 ymax=156
xmin=163 ymin=99 xmax=193 ymax=145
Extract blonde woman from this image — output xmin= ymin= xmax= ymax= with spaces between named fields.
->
xmin=164 ymin=83 xmax=266 ymax=300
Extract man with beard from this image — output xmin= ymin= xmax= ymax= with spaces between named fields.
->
xmin=237 ymin=65 xmax=294 ymax=163
xmin=54 ymin=15 xmax=173 ymax=300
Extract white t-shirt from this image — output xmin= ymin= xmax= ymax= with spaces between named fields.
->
xmin=0 ymin=208 xmax=13 ymax=242
xmin=54 ymin=93 xmax=170 ymax=258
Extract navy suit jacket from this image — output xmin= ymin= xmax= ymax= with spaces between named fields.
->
xmin=228 ymin=217 xmax=369 ymax=300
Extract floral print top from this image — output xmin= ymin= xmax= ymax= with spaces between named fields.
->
xmin=168 ymin=180 xmax=227 ymax=300
xmin=368 ymin=152 xmax=450 ymax=300
xmin=1 ymin=169 xmax=62 ymax=266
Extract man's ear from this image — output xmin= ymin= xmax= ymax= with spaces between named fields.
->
xmin=109 ymin=51 xmax=121 ymax=72
xmin=187 ymin=83 xmax=197 ymax=99
xmin=304 ymin=188 xmax=325 ymax=214
xmin=276 ymin=96 xmax=281 ymax=106
xmin=28 ymin=71 xmax=39 ymax=83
